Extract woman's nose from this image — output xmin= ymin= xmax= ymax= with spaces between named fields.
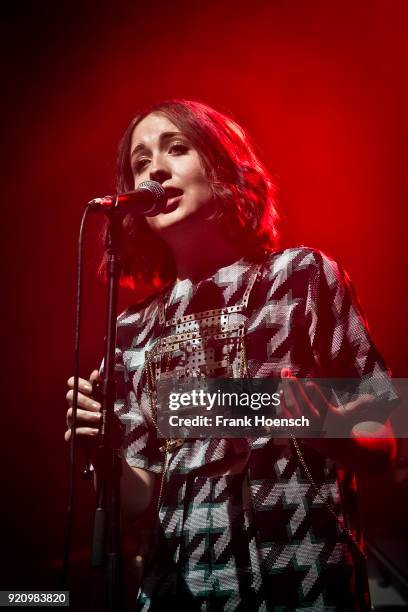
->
xmin=149 ymin=156 xmax=171 ymax=184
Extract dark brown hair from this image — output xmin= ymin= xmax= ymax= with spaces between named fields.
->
xmin=107 ymin=99 xmax=279 ymax=292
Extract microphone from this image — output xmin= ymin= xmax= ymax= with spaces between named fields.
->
xmin=87 ymin=180 xmax=167 ymax=216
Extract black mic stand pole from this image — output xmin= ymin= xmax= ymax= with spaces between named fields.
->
xmin=91 ymin=213 xmax=124 ymax=612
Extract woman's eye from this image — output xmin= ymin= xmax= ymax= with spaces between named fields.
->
xmin=133 ymin=158 xmax=150 ymax=174
xmin=169 ymin=143 xmax=189 ymax=154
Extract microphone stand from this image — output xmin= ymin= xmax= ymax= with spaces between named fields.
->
xmin=91 ymin=213 xmax=124 ymax=612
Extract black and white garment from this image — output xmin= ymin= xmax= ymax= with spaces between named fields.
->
xmin=114 ymin=247 xmax=397 ymax=611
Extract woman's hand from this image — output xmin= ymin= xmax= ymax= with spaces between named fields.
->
xmin=279 ymin=368 xmax=376 ymax=433
xmin=279 ymin=368 xmax=396 ymax=474
xmin=65 ymin=370 xmax=156 ymax=516
xmin=65 ymin=369 xmax=102 ymax=442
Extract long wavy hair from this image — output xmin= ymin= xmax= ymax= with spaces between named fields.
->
xmin=106 ymin=99 xmax=279 ymax=292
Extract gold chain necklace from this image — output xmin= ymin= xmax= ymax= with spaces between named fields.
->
xmin=290 ymin=434 xmax=366 ymax=560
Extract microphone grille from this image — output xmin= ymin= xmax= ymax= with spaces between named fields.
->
xmin=137 ymin=180 xmax=167 ymax=215
xmin=138 ymin=180 xmax=166 ymax=202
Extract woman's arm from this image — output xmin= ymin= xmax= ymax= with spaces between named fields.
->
xmin=119 ymin=459 xmax=156 ymax=518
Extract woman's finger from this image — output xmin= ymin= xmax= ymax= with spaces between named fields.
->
xmin=280 ymin=379 xmax=302 ymax=418
xmin=67 ymin=375 xmax=93 ymax=394
xmin=342 ymin=394 xmax=375 ymax=416
xmin=303 ymin=381 xmax=328 ymax=419
xmin=278 ymin=389 xmax=291 ymax=419
xmin=66 ymin=389 xmax=101 ymax=411
xmin=89 ymin=369 xmax=101 ymax=383
xmin=66 ymin=407 xmax=101 ymax=427
xmin=64 ymin=427 xmax=100 ymax=442
xmin=280 ymin=370 xmax=318 ymax=419
xmin=288 ymin=379 xmax=322 ymax=420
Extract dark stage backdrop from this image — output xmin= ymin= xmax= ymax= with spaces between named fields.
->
xmin=2 ymin=0 xmax=408 ymax=600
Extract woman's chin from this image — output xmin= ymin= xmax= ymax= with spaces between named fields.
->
xmin=146 ymin=199 xmax=218 ymax=236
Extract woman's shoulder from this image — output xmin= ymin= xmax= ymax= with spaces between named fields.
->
xmin=117 ymin=288 xmax=165 ymax=328
xmin=262 ymin=246 xmax=339 ymax=278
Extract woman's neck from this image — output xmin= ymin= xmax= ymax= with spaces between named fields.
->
xmin=174 ymin=244 xmax=242 ymax=282
xmin=164 ymin=220 xmax=243 ymax=282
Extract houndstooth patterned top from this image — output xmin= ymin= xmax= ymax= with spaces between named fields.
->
xmin=114 ymin=247 xmax=396 ymax=611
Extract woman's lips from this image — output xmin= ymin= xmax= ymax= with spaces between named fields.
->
xmin=164 ymin=186 xmax=183 ymax=199
xmin=164 ymin=193 xmax=183 ymax=211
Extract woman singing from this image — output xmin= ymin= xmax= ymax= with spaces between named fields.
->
xmin=65 ymin=99 xmax=397 ymax=610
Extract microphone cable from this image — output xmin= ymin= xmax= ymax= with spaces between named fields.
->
xmin=60 ymin=204 xmax=93 ymax=588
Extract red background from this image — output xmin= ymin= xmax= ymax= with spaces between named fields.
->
xmin=2 ymin=0 xmax=407 ymax=597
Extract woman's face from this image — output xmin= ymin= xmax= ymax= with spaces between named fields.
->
xmin=130 ymin=113 xmax=215 ymax=235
